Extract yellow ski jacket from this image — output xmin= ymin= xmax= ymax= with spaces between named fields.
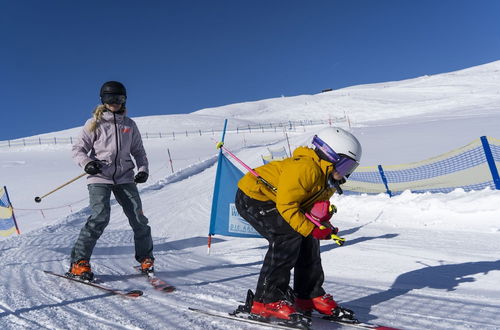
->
xmin=238 ymin=146 xmax=336 ymax=237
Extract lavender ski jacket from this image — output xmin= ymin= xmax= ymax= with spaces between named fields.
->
xmin=72 ymin=110 xmax=149 ymax=185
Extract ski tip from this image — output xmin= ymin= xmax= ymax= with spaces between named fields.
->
xmin=161 ymin=286 xmax=176 ymax=293
xmin=126 ymin=290 xmax=144 ymax=297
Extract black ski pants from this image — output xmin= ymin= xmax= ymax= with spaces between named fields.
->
xmin=235 ymin=189 xmax=326 ymax=303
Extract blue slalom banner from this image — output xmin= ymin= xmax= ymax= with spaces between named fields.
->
xmin=0 ymin=186 xmax=20 ymax=236
xmin=208 ymin=153 xmax=261 ymax=238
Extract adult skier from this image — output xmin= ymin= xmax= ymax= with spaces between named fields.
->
xmin=235 ymin=127 xmax=362 ymax=322
xmin=68 ymin=81 xmax=154 ymax=281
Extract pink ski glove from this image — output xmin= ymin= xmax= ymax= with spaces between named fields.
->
xmin=309 ymin=200 xmax=336 ymax=222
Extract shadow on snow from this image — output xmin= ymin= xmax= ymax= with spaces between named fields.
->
xmin=344 ymin=259 xmax=500 ymax=321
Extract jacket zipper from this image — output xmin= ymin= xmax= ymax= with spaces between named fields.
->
xmin=112 ymin=112 xmax=119 ymax=184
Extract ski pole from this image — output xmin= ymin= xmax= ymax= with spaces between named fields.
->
xmin=216 ymin=142 xmax=276 ymax=193
xmin=34 ymin=172 xmax=86 ymax=203
xmin=216 ymin=141 xmax=345 ymax=245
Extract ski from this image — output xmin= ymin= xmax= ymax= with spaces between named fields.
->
xmin=222 ymin=289 xmax=312 ymax=329
xmin=43 ymin=270 xmax=143 ymax=298
xmin=133 ymin=266 xmax=176 ymax=293
xmin=314 ymin=313 xmax=399 ymax=330
xmin=188 ymin=307 xmax=309 ymax=329
xmin=194 ymin=306 xmax=398 ymax=330
xmin=235 ymin=289 xmax=399 ymax=330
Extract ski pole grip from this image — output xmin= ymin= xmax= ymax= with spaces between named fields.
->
xmin=305 ymin=213 xmax=346 ymax=245
xmin=330 ymin=233 xmax=346 ymax=246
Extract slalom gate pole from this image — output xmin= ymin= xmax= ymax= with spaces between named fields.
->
xmin=4 ymin=186 xmax=21 ymax=235
xmin=216 ymin=141 xmax=345 ymax=246
xmin=34 ymin=172 xmax=86 ymax=203
xmin=208 ymin=119 xmax=229 ymax=255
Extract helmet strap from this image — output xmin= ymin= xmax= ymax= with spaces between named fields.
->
xmin=328 ymin=174 xmax=346 ymax=195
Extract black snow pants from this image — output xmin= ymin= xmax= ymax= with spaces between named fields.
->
xmin=235 ymin=189 xmax=326 ymax=303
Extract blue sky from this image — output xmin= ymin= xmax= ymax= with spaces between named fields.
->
xmin=1 ymin=0 xmax=500 ymax=140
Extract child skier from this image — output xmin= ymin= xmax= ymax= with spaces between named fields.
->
xmin=68 ymin=81 xmax=154 ymax=281
xmin=235 ymin=127 xmax=362 ymax=323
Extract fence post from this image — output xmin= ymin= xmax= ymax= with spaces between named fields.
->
xmin=167 ymin=148 xmax=174 ymax=174
xmin=378 ymin=165 xmax=392 ymax=197
xmin=480 ymin=136 xmax=500 ymax=190
xmin=285 ymin=132 xmax=292 ymax=157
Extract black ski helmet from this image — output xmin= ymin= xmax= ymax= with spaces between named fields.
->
xmin=100 ymin=81 xmax=127 ymax=97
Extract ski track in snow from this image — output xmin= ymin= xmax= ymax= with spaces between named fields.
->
xmin=0 ymin=157 xmax=498 ymax=329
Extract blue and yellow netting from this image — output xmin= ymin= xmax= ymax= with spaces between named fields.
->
xmin=344 ymin=136 xmax=500 ymax=195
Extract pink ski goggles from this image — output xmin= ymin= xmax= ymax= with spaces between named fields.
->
xmin=312 ymin=135 xmax=359 ymax=177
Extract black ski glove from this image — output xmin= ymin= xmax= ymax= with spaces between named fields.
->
xmin=134 ymin=171 xmax=149 ymax=183
xmin=84 ymin=161 xmax=102 ymax=175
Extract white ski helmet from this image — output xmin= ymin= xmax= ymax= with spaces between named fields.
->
xmin=312 ymin=127 xmax=362 ymax=177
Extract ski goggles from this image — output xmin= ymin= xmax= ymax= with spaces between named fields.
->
xmin=312 ymin=135 xmax=359 ymax=177
xmin=101 ymin=94 xmax=126 ymax=105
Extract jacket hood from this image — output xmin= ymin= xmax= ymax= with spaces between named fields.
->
xmin=100 ymin=109 xmax=127 ymax=122
xmin=292 ymin=146 xmax=333 ymax=175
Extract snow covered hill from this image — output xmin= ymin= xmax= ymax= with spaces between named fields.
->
xmin=0 ymin=61 xmax=499 ymax=329
xmin=11 ymin=60 xmax=500 ymax=141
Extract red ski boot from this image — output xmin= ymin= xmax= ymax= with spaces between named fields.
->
xmin=67 ymin=259 xmax=94 ymax=282
xmin=295 ymin=294 xmax=356 ymax=321
xmin=251 ymin=300 xmax=298 ymax=320
xmin=140 ymin=257 xmax=154 ymax=274
xmin=232 ymin=290 xmax=312 ymax=328
xmin=295 ymin=294 xmax=338 ymax=315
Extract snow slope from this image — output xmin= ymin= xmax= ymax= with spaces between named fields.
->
xmin=0 ymin=61 xmax=500 ymax=330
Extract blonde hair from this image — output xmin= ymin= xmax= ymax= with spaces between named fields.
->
xmin=87 ymin=104 xmax=127 ymax=132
